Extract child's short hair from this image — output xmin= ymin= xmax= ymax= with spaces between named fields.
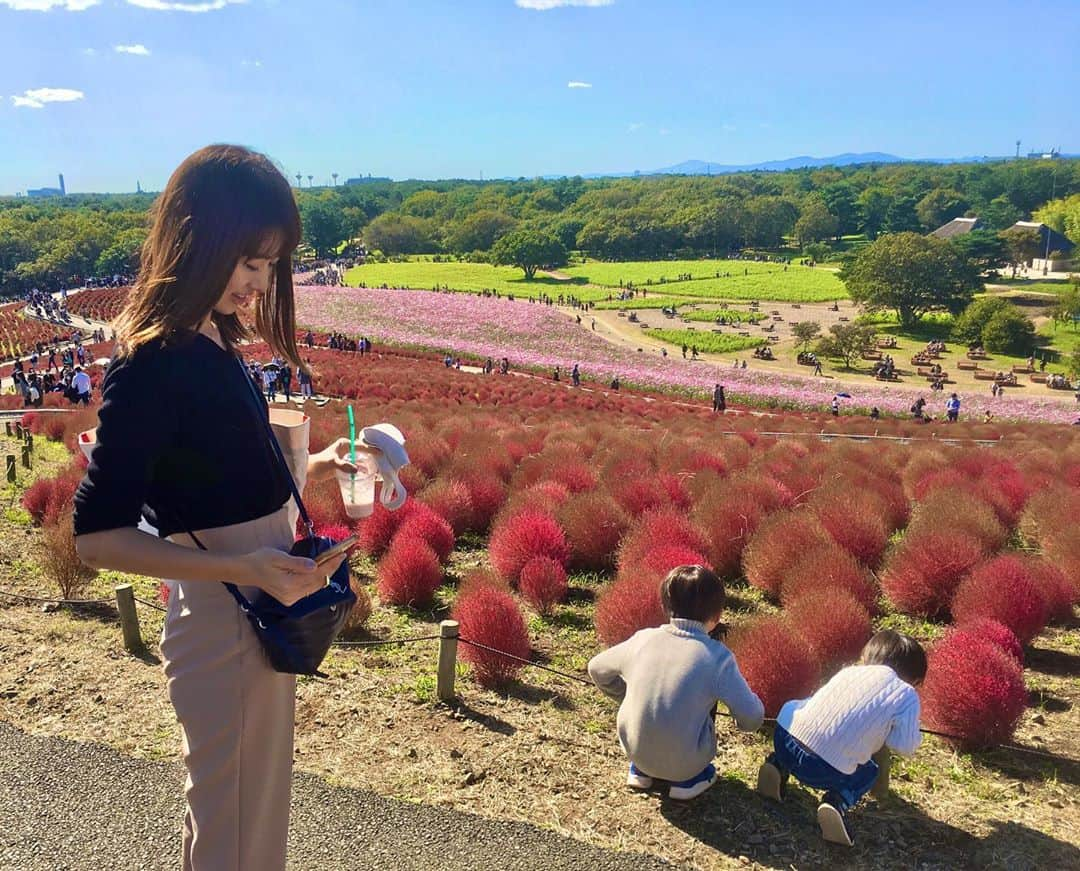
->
xmin=859 ymin=630 xmax=927 ymax=684
xmin=660 ymin=565 xmax=725 ymax=623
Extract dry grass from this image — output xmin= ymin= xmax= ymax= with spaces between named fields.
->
xmin=0 ymin=515 xmax=1078 ymax=869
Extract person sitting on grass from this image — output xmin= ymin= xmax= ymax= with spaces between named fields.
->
xmin=587 ymin=565 xmax=764 ymax=801
xmin=755 ymin=630 xmax=926 ymax=847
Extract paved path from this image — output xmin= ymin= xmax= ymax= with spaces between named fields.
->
xmin=0 ymin=721 xmax=675 ymax=871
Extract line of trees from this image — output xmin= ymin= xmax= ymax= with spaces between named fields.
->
xmin=2 ymin=158 xmax=1078 ymax=293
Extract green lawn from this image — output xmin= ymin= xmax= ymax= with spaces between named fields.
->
xmin=344 ymin=261 xmax=605 ymax=301
xmin=591 ymin=296 xmax=700 ymax=311
xmin=679 ymin=308 xmax=764 ymax=324
xmin=562 ymin=259 xmax=847 ymax=302
xmin=642 ymin=328 xmax=766 ymax=354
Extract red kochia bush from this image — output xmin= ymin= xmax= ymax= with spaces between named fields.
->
xmin=742 ymin=511 xmax=829 ymax=599
xmin=727 ymin=616 xmax=821 ymax=717
xmin=920 ymin=633 xmax=1027 ymax=751
xmin=557 ymin=491 xmax=629 ymax=572
xmin=616 ymin=508 xmax=709 ymax=575
xmin=1025 ymin=558 xmax=1076 ymax=623
xmin=693 ymin=500 xmax=765 ymax=580
xmin=519 ymin=556 xmax=568 ymax=616
xmin=375 ymin=536 xmax=442 ymax=609
xmin=461 ymin=474 xmax=507 ymax=532
xmin=419 ymin=478 xmax=474 ymax=535
xmin=951 ymin=555 xmax=1049 ymax=645
xmin=488 ymin=508 xmax=570 ymax=583
xmin=20 ymin=478 xmax=54 ymax=525
xmin=595 ymin=574 xmax=665 ymax=646
xmin=779 ymin=545 xmax=879 ymax=614
xmin=812 ymin=498 xmax=889 ymax=567
xmin=950 ymin=618 xmax=1023 ymax=665
xmin=785 ymin=589 xmax=872 ymax=674
xmin=452 ymin=585 xmax=531 ymax=688
xmin=357 ymin=499 xmax=415 ymax=557
xmin=879 ymin=531 xmax=986 ymax=619
xmin=393 ymin=504 xmax=455 ymax=563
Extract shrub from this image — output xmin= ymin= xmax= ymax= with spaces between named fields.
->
xmin=394 ymin=504 xmax=455 ymax=563
xmin=452 ymin=585 xmax=531 ymax=688
xmin=595 ymin=574 xmax=665 ymax=646
xmin=39 ymin=517 xmax=97 ymax=600
xmin=519 ymin=556 xmax=568 ymax=616
xmin=920 ymin=633 xmax=1027 ymax=751
xmin=779 ymin=544 xmax=879 ymax=614
xmin=616 ymin=508 xmax=709 ymax=575
xmin=637 ymin=545 xmax=711 ymax=585
xmin=812 ymin=498 xmax=889 ymax=567
xmin=610 ymin=475 xmax=673 ymax=517
xmin=376 ymin=536 xmax=443 ymax=609
xmin=1025 ymin=558 xmax=1076 ymax=623
xmin=419 ymin=479 xmax=474 ymax=535
xmin=907 ymin=491 xmax=1007 ymax=552
xmin=693 ymin=502 xmax=764 ymax=580
xmin=461 ymin=474 xmax=507 ymax=532
xmin=340 ymin=578 xmax=374 ymax=637
xmin=879 ymin=531 xmax=987 ymax=619
xmin=951 ymin=555 xmax=1049 ymax=645
xmin=488 ymin=508 xmax=570 ymax=583
xmin=742 ymin=511 xmax=829 ymax=599
xmin=785 ymin=589 xmax=872 ymax=674
xmin=301 ymin=477 xmax=351 ymax=531
xmin=312 ymin=522 xmax=356 ymax=548
xmin=557 ymin=491 xmax=629 ymax=572
xmin=20 ymin=478 xmax=53 ymax=525
xmin=458 ymin=566 xmax=509 ymax=595
xmin=727 ymin=616 xmax=820 ymax=717
xmin=158 ymin=581 xmax=170 ymax=607
xmin=545 ymin=461 xmax=598 ymax=494
xmin=357 ymin=499 xmax=414 ymax=557
xmin=951 ymin=618 xmax=1023 ymax=665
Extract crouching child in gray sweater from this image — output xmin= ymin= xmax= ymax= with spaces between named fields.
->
xmin=587 ymin=566 xmax=765 ymax=800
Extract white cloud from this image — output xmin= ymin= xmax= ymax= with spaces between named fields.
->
xmin=567 ymin=81 xmax=592 ymax=89
xmin=11 ymin=87 xmax=85 ymax=109
xmin=517 ymin=0 xmax=613 ymax=9
xmin=241 ymin=59 xmax=262 ymax=67
xmin=115 ymin=43 xmax=150 ymax=55
xmin=627 ymin=122 xmax=644 ymax=133
xmin=1 ymin=0 xmax=98 ymax=9
xmin=126 ymin=0 xmax=245 ymax=11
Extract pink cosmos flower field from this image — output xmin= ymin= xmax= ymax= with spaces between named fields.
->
xmin=295 ymin=285 xmax=1079 ymax=424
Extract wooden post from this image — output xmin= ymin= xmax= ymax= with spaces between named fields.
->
xmin=4 ymin=421 xmax=11 ymax=437
xmin=14 ymin=422 xmax=22 ymax=439
xmin=871 ymin=746 xmax=891 ymax=798
xmin=115 ymin=584 xmax=143 ymax=652
xmin=5 ymin=455 xmax=15 ymax=483
xmin=436 ymin=619 xmax=459 ymax=702
xmin=24 ymin=432 xmax=32 ymax=453
xmin=20 ymin=445 xmax=30 ymax=469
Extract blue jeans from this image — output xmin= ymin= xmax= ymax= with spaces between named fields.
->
xmin=772 ymin=725 xmax=878 ymax=811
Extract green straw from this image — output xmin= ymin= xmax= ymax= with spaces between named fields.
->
xmin=347 ymin=405 xmax=356 ymax=467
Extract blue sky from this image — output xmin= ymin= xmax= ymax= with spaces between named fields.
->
xmin=1 ymin=0 xmax=1077 ymax=194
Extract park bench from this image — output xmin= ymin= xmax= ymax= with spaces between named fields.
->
xmin=771 ymin=310 xmax=780 ymax=315
xmin=791 ymin=303 xmax=802 ymax=309
xmin=772 ymin=315 xmax=784 ymax=322
xmin=862 ymin=351 xmax=882 ymax=360
xmin=973 ymin=371 xmax=997 ymax=380
xmin=838 ymin=316 xmax=850 ymax=322
xmin=957 ymin=360 xmax=978 ymax=371
xmin=1048 ymin=379 xmax=1075 ymax=391
xmin=1012 ymin=365 xmax=1034 ymax=374
xmin=876 ymin=372 xmax=900 ymax=382
xmin=768 ymin=336 xmax=780 ymax=343
xmin=1031 ymin=373 xmax=1048 ymax=383
xmin=967 ymin=351 xmax=989 ymax=360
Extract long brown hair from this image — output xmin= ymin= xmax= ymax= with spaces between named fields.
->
xmin=114 ymin=144 xmax=306 ymax=371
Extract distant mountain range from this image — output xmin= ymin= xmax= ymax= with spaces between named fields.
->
xmin=574 ymin=151 xmax=1076 ymax=179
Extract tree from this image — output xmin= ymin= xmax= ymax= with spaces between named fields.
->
xmin=791 ymin=321 xmax=822 ymax=350
xmin=953 ymin=296 xmax=1011 ymax=344
xmin=884 ymin=195 xmax=921 ymax=233
xmin=819 ymin=182 xmax=860 ymax=236
xmin=815 ymin=322 xmax=878 ymax=369
xmin=858 ymin=187 xmax=891 ymax=239
xmin=446 ymin=210 xmax=517 ymax=254
xmin=1034 ymin=192 xmax=1080 ymax=245
xmin=999 ymin=226 xmax=1043 ymax=277
xmin=491 ymin=229 xmax=567 ymax=280
xmin=363 ymin=213 xmax=435 ymax=255
xmin=982 ymin=195 xmax=1022 ymax=231
xmin=299 ymin=197 xmax=347 ymax=257
xmin=916 ymin=188 xmax=969 ymax=230
xmin=981 ymin=306 xmax=1036 ymax=355
xmin=840 ymin=232 xmax=982 ymax=328
xmin=1050 ymin=281 xmax=1080 ymax=331
xmin=795 ymin=197 xmax=839 ymax=246
xmin=950 ymin=230 xmax=1009 ymax=274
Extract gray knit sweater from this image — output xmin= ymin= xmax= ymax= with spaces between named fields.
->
xmin=588 ymin=619 xmax=765 ymax=781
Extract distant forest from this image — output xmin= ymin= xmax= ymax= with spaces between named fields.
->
xmin=2 ymin=158 xmax=1078 ymax=292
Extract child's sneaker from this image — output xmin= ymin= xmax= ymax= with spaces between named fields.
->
xmin=817 ymin=793 xmax=854 ymax=847
xmin=626 ymin=762 xmax=653 ymax=790
xmin=668 ymin=764 xmax=716 ymax=801
xmin=755 ymin=755 xmax=787 ymax=802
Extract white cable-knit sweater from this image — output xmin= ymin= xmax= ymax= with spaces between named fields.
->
xmin=777 ymin=664 xmax=922 ymax=775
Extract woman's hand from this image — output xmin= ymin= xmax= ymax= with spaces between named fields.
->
xmin=306 ymin=437 xmax=380 ymax=484
xmin=232 ymin=547 xmax=344 ymax=606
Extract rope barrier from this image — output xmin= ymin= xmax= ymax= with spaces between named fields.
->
xmin=332 ymin=634 xmax=443 ymax=648
xmin=0 ymin=587 xmax=111 ymax=606
xmin=132 ymin=596 xmax=167 ymax=613
xmin=457 ymin=636 xmax=595 ymax=687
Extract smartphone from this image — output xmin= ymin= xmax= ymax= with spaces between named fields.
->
xmin=313 ymin=535 xmax=358 ymax=567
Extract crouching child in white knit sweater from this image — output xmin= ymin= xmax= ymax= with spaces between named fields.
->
xmin=755 ymin=630 xmax=927 ymax=847
xmin=587 ymin=566 xmax=765 ymax=801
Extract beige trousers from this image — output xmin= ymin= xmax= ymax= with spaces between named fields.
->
xmin=160 ymin=409 xmax=310 ymax=871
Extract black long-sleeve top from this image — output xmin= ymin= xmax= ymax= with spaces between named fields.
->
xmin=73 ymin=330 xmax=292 ymax=539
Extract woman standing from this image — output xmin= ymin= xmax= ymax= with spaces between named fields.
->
xmin=73 ymin=145 xmax=368 ymax=870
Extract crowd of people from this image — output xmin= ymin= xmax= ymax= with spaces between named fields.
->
xmin=10 ymin=338 xmax=98 ymax=407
